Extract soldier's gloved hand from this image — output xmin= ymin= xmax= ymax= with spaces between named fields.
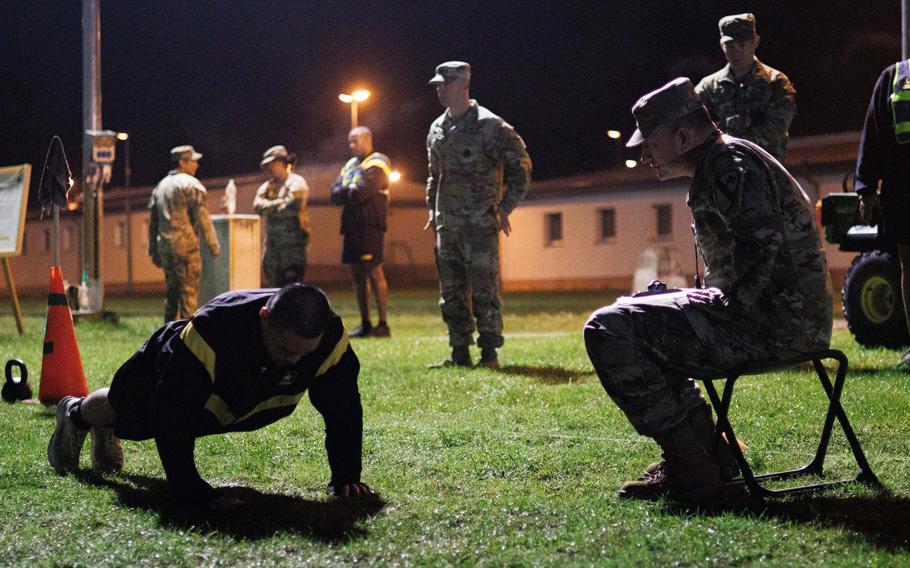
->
xmin=859 ymin=192 xmax=881 ymax=225
xmin=724 ymin=115 xmax=751 ymax=132
xmin=211 ymin=243 xmax=221 ymax=257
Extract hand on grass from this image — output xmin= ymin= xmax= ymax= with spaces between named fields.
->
xmin=329 ymin=482 xmax=375 ymax=498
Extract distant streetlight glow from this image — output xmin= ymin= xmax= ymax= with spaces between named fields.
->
xmin=115 ymin=132 xmax=129 ymax=141
xmin=338 ymin=89 xmax=371 ymax=128
xmin=607 ymin=130 xmax=621 ymax=139
xmin=389 ymin=170 xmax=402 ymax=183
xmin=624 ymin=159 xmax=638 ymax=169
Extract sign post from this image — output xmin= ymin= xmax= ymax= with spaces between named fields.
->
xmin=0 ymin=164 xmax=32 ymax=335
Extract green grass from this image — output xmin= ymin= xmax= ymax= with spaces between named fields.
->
xmin=1 ymin=289 xmax=909 ymax=566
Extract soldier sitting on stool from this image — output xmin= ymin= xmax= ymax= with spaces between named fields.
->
xmin=584 ymin=78 xmax=833 ymax=502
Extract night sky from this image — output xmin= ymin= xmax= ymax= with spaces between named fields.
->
xmin=2 ymin=1 xmax=903 ymax=196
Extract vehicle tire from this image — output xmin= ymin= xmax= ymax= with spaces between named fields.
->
xmin=842 ymin=250 xmax=910 ymax=348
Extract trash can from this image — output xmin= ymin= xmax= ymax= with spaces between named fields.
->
xmin=199 ymin=214 xmax=261 ymax=305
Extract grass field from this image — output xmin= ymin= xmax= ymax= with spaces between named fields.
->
xmin=1 ymin=289 xmax=909 ymax=566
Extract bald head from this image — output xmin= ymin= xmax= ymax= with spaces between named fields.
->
xmin=348 ymin=127 xmax=374 ymax=158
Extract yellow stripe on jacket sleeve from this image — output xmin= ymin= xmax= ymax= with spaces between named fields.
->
xmin=179 ymin=321 xmax=216 ymax=381
xmin=204 ymin=394 xmax=235 ymax=426
xmin=315 ymin=327 xmax=350 ymax=378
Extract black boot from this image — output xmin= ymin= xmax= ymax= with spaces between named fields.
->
xmin=429 ymin=345 xmax=472 ymax=368
xmin=348 ymin=321 xmax=373 ymax=338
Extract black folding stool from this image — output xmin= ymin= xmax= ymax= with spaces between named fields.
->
xmin=696 ymin=349 xmax=881 ymax=500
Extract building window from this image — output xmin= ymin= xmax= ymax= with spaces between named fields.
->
xmin=43 ymin=229 xmax=52 ymax=252
xmin=655 ymin=204 xmax=672 ymax=237
xmin=598 ymin=208 xmax=616 ymax=241
xmin=545 ymin=212 xmax=563 ymax=246
xmin=115 ymin=222 xmax=127 ymax=248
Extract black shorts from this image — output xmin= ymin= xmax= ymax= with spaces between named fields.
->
xmin=342 ymin=228 xmax=385 ymax=264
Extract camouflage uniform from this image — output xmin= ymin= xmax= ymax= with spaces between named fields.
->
xmin=148 ymin=170 xmax=220 ymax=322
xmin=695 ymin=59 xmax=796 ymax=161
xmin=253 ymin=172 xmax=310 ymax=286
xmin=585 ymin=132 xmax=833 ymax=437
xmin=427 ymin=100 xmax=532 ymax=348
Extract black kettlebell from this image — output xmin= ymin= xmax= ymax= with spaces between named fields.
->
xmin=3 ymin=359 xmax=32 ymax=403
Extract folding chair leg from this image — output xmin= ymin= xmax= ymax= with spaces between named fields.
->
xmin=812 ymin=354 xmax=880 ymax=486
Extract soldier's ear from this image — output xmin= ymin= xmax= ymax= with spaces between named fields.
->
xmin=753 ymin=35 xmax=761 ymax=50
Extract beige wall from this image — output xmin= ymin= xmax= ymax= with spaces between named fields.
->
xmin=501 ymin=171 xmax=858 ymax=292
xmin=1 ymin=164 xmax=437 ymax=297
xmin=0 ymin=157 xmax=864 ymax=298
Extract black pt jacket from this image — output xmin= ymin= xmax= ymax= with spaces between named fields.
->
xmin=107 ymin=289 xmax=363 ymax=505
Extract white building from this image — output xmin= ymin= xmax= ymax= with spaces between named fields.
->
xmin=501 ymin=132 xmax=861 ymax=293
xmin=2 ymin=132 xmax=862 ymax=298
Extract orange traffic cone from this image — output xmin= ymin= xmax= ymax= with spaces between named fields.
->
xmin=38 ymin=267 xmax=88 ymax=405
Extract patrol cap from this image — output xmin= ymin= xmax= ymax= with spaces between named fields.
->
xmin=626 ymin=77 xmax=704 ymax=147
xmin=260 ymin=145 xmax=290 ymax=168
xmin=170 ymin=145 xmax=202 ymax=162
xmin=719 ymin=13 xmax=756 ymax=42
xmin=429 ymin=61 xmax=471 ymax=85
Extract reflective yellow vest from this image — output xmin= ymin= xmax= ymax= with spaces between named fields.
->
xmin=891 ymin=59 xmax=910 ymax=143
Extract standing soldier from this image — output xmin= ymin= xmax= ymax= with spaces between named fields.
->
xmin=148 ymin=145 xmax=220 ymax=323
xmin=855 ymin=59 xmax=910 ymax=369
xmin=254 ymin=145 xmax=311 ymax=287
xmin=425 ymin=61 xmax=532 ymax=368
xmin=695 ymin=13 xmax=796 ymax=161
xmin=331 ymin=127 xmax=392 ymax=338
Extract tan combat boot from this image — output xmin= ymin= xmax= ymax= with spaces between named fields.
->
xmin=642 ymin=404 xmax=741 ymax=482
xmin=618 ymin=422 xmax=722 ymax=502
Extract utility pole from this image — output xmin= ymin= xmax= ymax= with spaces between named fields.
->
xmin=81 ymin=0 xmax=116 ymax=318
xmin=82 ymin=0 xmax=102 ymax=308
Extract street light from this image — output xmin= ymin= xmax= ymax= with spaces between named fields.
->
xmin=607 ymin=129 xmax=623 ymax=168
xmin=389 ymin=170 xmax=402 ymax=183
xmin=338 ymin=89 xmax=371 ymax=129
xmin=115 ymin=131 xmax=133 ymax=292
xmin=624 ymin=159 xmax=638 ymax=169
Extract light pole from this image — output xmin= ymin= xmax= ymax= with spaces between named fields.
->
xmin=338 ymin=89 xmax=371 ymax=129
xmin=115 ymin=131 xmax=133 ymax=292
xmin=607 ymin=129 xmax=622 ymax=169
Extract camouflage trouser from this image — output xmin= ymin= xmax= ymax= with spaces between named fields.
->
xmin=158 ymin=247 xmax=201 ymax=323
xmin=435 ymin=224 xmax=503 ymax=349
xmin=584 ymin=293 xmax=771 ymax=437
xmin=263 ymin=236 xmax=308 ymax=287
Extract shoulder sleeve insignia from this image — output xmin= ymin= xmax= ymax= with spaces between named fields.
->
xmin=714 ymin=167 xmax=743 ymax=215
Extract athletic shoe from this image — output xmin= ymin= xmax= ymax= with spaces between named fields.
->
xmin=47 ymin=396 xmax=89 ymax=474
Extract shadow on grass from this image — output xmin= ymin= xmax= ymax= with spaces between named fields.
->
xmin=494 ymin=365 xmax=596 ymax=385
xmin=75 ymin=471 xmax=385 ymax=542
xmin=665 ymin=487 xmax=910 ymax=551
xmin=841 ymin=367 xmax=908 ymax=378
